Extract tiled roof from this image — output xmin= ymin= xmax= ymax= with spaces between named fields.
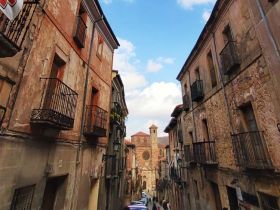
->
xmin=131 ymin=131 xmax=150 ymax=137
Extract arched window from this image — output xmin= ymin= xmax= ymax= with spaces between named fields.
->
xmin=143 ymin=181 xmax=147 ymax=190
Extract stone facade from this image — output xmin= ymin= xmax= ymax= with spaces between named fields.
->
xmin=166 ymin=0 xmax=280 ymax=210
xmin=0 ymin=0 xmax=119 ymax=209
xmin=131 ymin=125 xmax=167 ymax=196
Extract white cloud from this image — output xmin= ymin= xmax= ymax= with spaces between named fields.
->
xmin=102 ymin=0 xmax=134 ymax=4
xmin=146 ymin=57 xmax=174 ymax=73
xmin=113 ymin=38 xmax=147 ymax=91
xmin=202 ymin=11 xmax=211 ymax=22
xmin=177 ymin=0 xmax=215 ymax=9
xmin=147 ymin=60 xmax=163 ymax=72
xmin=102 ymin=0 xmax=112 ymax=4
xmin=126 ymin=82 xmax=181 ymax=136
xmin=114 ymin=38 xmax=180 ymax=138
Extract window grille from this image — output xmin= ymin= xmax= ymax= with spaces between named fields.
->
xmin=10 ymin=185 xmax=35 ymax=210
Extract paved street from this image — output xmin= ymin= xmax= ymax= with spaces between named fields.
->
xmin=147 ymin=201 xmax=164 ymax=210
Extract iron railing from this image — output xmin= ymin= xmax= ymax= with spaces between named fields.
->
xmin=84 ymin=105 xmax=108 ymax=137
xmin=0 ymin=0 xmax=39 ymax=57
xmin=231 ymin=131 xmax=273 ymax=170
xmin=191 ymin=80 xmax=204 ymax=102
xmin=182 ymin=93 xmax=190 ymax=111
xmin=220 ymin=41 xmax=240 ymax=75
xmin=31 ymin=78 xmax=78 ymax=130
xmin=73 ymin=16 xmax=87 ymax=48
xmin=193 ymin=140 xmax=217 ymax=165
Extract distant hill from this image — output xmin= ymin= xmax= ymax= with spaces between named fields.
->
xmin=157 ymin=136 xmax=169 ymax=145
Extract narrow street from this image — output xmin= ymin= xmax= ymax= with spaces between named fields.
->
xmin=147 ymin=202 xmax=164 ymax=210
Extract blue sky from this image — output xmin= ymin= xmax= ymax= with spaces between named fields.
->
xmin=100 ymin=0 xmax=216 ymax=137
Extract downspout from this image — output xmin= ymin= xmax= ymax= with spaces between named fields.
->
xmin=211 ymin=32 xmax=235 ymax=134
xmin=71 ymin=14 xmax=103 ymax=210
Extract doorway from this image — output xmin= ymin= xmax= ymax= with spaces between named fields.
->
xmin=41 ymin=175 xmax=67 ymax=210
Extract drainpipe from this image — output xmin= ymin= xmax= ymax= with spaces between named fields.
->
xmin=71 ymin=14 xmax=103 ymax=210
xmin=211 ymin=32 xmax=235 ymax=134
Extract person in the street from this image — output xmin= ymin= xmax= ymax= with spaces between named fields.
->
xmin=162 ymin=200 xmax=168 ymax=210
xmin=152 ymin=203 xmax=157 ymax=210
xmin=167 ymin=201 xmax=171 ymax=210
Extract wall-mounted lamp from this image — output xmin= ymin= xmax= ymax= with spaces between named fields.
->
xmin=113 ymin=139 xmax=121 ymax=152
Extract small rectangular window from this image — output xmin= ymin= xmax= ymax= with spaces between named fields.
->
xmin=10 ymin=185 xmax=35 ymax=210
xmin=97 ymin=35 xmax=104 ymax=59
xmin=223 ymin=24 xmax=234 ymax=43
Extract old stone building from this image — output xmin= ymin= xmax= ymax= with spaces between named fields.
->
xmin=131 ymin=125 xmax=167 ymax=196
xmin=124 ymin=140 xmax=139 ymax=205
xmin=98 ymin=70 xmax=128 ymax=210
xmin=0 ymin=0 xmax=119 ymax=209
xmin=165 ymin=0 xmax=280 ymax=209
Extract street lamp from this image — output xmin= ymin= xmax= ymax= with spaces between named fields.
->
xmin=113 ymin=139 xmax=121 ymax=152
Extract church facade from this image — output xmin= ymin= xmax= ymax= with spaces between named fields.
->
xmin=131 ymin=125 xmax=166 ymax=195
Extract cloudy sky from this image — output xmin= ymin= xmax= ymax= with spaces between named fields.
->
xmin=100 ymin=0 xmax=216 ymax=137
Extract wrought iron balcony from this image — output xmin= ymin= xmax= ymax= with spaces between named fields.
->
xmin=191 ymin=80 xmax=204 ymax=102
xmin=73 ymin=16 xmax=87 ymax=48
xmin=84 ymin=105 xmax=108 ymax=137
xmin=220 ymin=41 xmax=240 ymax=75
xmin=182 ymin=93 xmax=190 ymax=111
xmin=231 ymin=131 xmax=273 ymax=170
xmin=193 ymin=140 xmax=217 ymax=165
xmin=0 ymin=0 xmax=38 ymax=58
xmin=31 ymin=78 xmax=78 ymax=130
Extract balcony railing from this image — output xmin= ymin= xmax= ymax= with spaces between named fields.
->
xmin=231 ymin=131 xmax=273 ymax=170
xmin=193 ymin=140 xmax=217 ymax=165
xmin=31 ymin=78 xmax=78 ymax=130
xmin=220 ymin=41 xmax=240 ymax=75
xmin=84 ymin=105 xmax=108 ymax=137
xmin=183 ymin=93 xmax=190 ymax=111
xmin=0 ymin=0 xmax=38 ymax=58
xmin=191 ymin=80 xmax=204 ymax=102
xmin=73 ymin=16 xmax=87 ymax=48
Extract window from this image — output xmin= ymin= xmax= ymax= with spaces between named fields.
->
xmin=223 ymin=24 xmax=234 ymax=44
xmin=0 ymin=77 xmax=14 ymax=125
xmin=240 ymin=103 xmax=259 ymax=132
xmin=195 ymin=68 xmax=200 ymax=80
xmin=10 ymin=185 xmax=35 ymax=210
xmin=202 ymin=119 xmax=210 ymax=141
xmin=259 ymin=193 xmax=279 ymax=210
xmin=184 ymin=83 xmax=188 ymax=94
xmin=73 ymin=3 xmax=87 ymax=48
xmin=207 ymin=51 xmax=217 ymax=88
xmin=97 ymin=35 xmax=104 ymax=59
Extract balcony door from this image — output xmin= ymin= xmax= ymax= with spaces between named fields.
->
xmin=44 ymin=54 xmax=65 ymax=112
xmin=89 ymin=87 xmax=99 ymax=129
xmin=240 ymin=104 xmax=264 ymax=164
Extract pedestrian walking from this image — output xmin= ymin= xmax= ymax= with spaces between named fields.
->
xmin=152 ymin=203 xmax=157 ymax=210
